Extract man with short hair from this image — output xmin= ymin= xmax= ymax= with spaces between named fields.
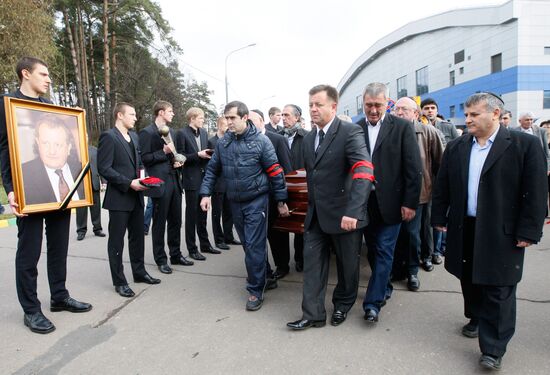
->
xmin=393 ymin=97 xmax=443 ymax=291
xmin=432 ymin=93 xmax=547 ymax=371
xmin=500 ymin=110 xmax=512 ymax=128
xmin=265 ymin=106 xmax=283 ymax=133
xmin=98 ymin=103 xmax=161 ymax=298
xmin=177 ymin=107 xmax=221 ymax=259
xmin=276 ymin=104 xmax=308 ymax=277
xmin=287 ymin=84 xmax=374 ymax=330
xmin=0 ymin=56 xmax=92 ymax=334
xmin=139 ymin=100 xmax=193 ymax=274
xmin=511 ymin=112 xmax=550 ymax=174
xmin=208 ymin=116 xmax=239 ymax=250
xmin=358 ymin=82 xmax=422 ymax=323
xmin=199 ymin=101 xmax=289 ymax=311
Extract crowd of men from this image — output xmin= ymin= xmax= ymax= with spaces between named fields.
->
xmin=1 ymin=56 xmax=549 ymax=372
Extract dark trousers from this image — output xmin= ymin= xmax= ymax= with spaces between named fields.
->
xmin=151 ymin=174 xmax=182 ymax=265
xmin=267 ymin=197 xmax=303 ymax=271
xmin=211 ymin=191 xmax=235 ymax=243
xmin=420 ymin=200 xmax=434 ymax=260
xmin=16 ymin=210 xmax=71 ymax=314
xmin=231 ymin=194 xmax=269 ymax=299
xmin=185 ymin=189 xmax=212 ymax=253
xmin=107 ymin=206 xmax=147 ymax=286
xmin=302 ymin=213 xmax=363 ymax=321
xmin=143 ymin=197 xmax=153 ymax=231
xmin=76 ymin=189 xmax=102 ymax=234
xmin=402 ymin=204 xmax=423 ymax=275
xmin=461 ymin=217 xmax=517 ymax=357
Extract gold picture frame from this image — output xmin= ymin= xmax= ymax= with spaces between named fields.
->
xmin=4 ymin=97 xmax=93 ymax=214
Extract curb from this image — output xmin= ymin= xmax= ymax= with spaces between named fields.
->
xmin=0 ymin=217 xmax=16 ymax=228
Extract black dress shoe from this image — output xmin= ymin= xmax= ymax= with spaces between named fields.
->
xmin=94 ymin=230 xmax=106 ymax=237
xmin=422 ymin=258 xmax=434 ymax=272
xmin=134 ymin=273 xmax=161 ymax=284
xmin=330 ymin=310 xmax=347 ymax=326
xmin=77 ymin=233 xmax=85 ymax=241
xmin=202 ymin=246 xmax=221 ymax=254
xmin=273 ymin=269 xmax=289 ymax=280
xmin=407 ymin=274 xmax=420 ymax=291
xmin=462 ymin=319 xmax=479 ymax=338
xmin=189 ymin=252 xmax=206 ymax=261
xmin=50 ymin=297 xmax=92 ymax=313
xmin=479 ymin=354 xmax=502 ymax=370
xmin=171 ymin=256 xmax=194 ymax=266
xmin=227 ymin=239 xmax=241 ymax=245
xmin=215 ymin=242 xmax=230 ymax=250
xmin=115 ymin=285 xmax=135 ymax=298
xmin=24 ymin=312 xmax=56 ymax=334
xmin=158 ymin=264 xmax=173 ymax=274
xmin=265 ymin=278 xmax=278 ymax=290
xmin=287 ymin=319 xmax=326 ymax=330
xmin=432 ymin=254 xmax=443 ymax=265
xmin=364 ymin=309 xmax=379 ymax=323
xmin=295 ymin=262 xmax=304 ymax=272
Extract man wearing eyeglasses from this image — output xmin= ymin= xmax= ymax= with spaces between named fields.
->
xmin=357 ymin=82 xmax=422 ymax=323
xmin=510 ymin=112 xmax=550 ymax=175
xmin=432 ymin=93 xmax=547 ymax=371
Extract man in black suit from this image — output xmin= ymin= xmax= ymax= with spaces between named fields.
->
xmin=432 ymin=93 xmax=547 ymax=371
xmin=357 ymin=82 xmax=422 ymax=323
xmin=176 ymin=107 xmax=221 ymax=260
xmin=76 ymin=144 xmax=105 ymax=240
xmin=139 ymin=100 xmax=193 ymax=274
xmin=0 ymin=57 xmax=91 ymax=334
xmin=287 ymin=85 xmax=374 ymax=330
xmin=21 ymin=116 xmax=85 ymax=205
xmin=265 ymin=107 xmax=283 ymax=133
xmin=208 ymin=116 xmax=239 ymax=250
xmin=277 ymin=104 xmax=308 ymax=277
xmin=98 ymin=102 xmax=161 ymax=297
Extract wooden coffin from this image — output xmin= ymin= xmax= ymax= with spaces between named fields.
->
xmin=273 ymin=169 xmax=307 ymax=234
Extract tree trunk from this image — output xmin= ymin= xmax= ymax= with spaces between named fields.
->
xmin=103 ymin=0 xmax=111 ymax=129
xmin=77 ymin=3 xmax=90 ymax=121
xmin=88 ymin=19 xmax=99 ymax=140
xmin=63 ymin=8 xmax=83 ymax=106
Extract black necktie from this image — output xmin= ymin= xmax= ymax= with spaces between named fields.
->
xmin=316 ymin=129 xmax=325 ymax=154
xmin=55 ymin=169 xmax=70 ymax=201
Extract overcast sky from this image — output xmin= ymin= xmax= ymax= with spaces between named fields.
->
xmin=157 ymin=0 xmax=505 ymax=123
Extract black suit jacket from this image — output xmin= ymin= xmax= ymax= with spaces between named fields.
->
xmin=208 ymin=134 xmax=226 ymax=193
xmin=139 ymin=124 xmax=182 ymax=197
xmin=21 ymin=157 xmax=85 ymax=205
xmin=282 ymin=127 xmax=308 ymax=171
xmin=432 ymin=126 xmax=547 ymax=285
xmin=98 ymin=128 xmax=144 ymax=212
xmin=176 ymin=125 xmax=209 ymax=190
xmin=357 ymin=114 xmax=422 ymax=224
xmin=265 ymin=122 xmax=283 ymax=133
xmin=265 ymin=131 xmax=293 ymax=174
xmin=303 ymin=118 xmax=373 ymax=234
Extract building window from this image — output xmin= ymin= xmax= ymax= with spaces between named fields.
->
xmin=459 ymin=67 xmax=464 ymax=75
xmin=356 ymin=95 xmax=363 ymax=115
xmin=450 ymin=105 xmax=456 ymax=118
xmin=415 ymin=66 xmax=429 ymax=96
xmin=454 ymin=50 xmax=465 ymax=64
xmin=544 ymin=90 xmax=550 ymax=109
xmin=545 ymin=47 xmax=550 ymax=55
xmin=397 ymin=75 xmax=407 ymax=98
xmin=449 ymin=70 xmax=455 ymax=86
xmin=459 ymin=103 xmax=464 ymax=112
xmin=491 ymin=53 xmax=502 ymax=73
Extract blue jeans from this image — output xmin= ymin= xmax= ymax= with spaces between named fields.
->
xmin=230 ymin=194 xmax=269 ymax=299
xmin=363 ymin=221 xmax=401 ymax=313
xmin=433 ymin=229 xmax=447 ymax=256
xmin=143 ymin=197 xmax=153 ymax=231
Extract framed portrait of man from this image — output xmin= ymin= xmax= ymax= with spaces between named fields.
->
xmin=3 ymin=97 xmax=93 ymax=214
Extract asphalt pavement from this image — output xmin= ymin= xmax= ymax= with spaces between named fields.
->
xmin=1 ymin=207 xmax=549 ymax=375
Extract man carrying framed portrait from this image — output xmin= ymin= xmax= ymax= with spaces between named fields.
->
xmin=0 ymin=56 xmax=92 ymax=334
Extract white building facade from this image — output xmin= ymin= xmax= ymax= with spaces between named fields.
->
xmin=337 ymin=0 xmax=550 ymax=125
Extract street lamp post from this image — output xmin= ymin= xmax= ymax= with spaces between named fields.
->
xmin=224 ymin=43 xmax=256 ymax=104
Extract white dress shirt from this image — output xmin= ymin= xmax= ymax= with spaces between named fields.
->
xmin=45 ymin=163 xmax=80 ymax=202
xmin=366 ymin=115 xmax=385 ymax=155
xmin=315 ymin=117 xmax=335 ymax=151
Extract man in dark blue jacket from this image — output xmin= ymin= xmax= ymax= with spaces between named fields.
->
xmin=199 ymin=101 xmax=289 ymax=311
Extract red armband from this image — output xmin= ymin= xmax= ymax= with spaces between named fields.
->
xmin=350 ymin=160 xmax=375 ymax=181
xmin=266 ymin=163 xmax=283 ymax=177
